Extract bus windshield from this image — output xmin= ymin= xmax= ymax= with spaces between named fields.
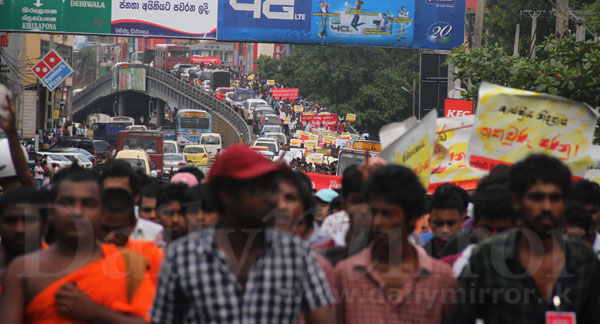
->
xmin=337 ymin=150 xmax=368 ymax=176
xmin=180 ymin=117 xmax=210 ymax=130
xmin=201 ymin=136 xmax=220 ymax=145
xmin=169 ymin=51 xmax=189 ymax=58
xmin=123 ymin=137 xmax=158 ymax=153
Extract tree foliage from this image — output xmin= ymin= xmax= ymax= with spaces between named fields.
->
xmin=256 ymin=45 xmax=419 ymax=137
xmin=447 ymin=35 xmax=600 ymax=141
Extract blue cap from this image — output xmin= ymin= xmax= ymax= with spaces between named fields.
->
xmin=315 ymin=189 xmax=339 ymax=203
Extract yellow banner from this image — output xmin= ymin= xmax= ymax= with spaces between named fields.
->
xmin=294 ymin=105 xmax=303 ymax=113
xmin=267 ymin=80 xmax=275 ymax=85
xmin=247 ymin=74 xmax=255 ymax=80
xmin=283 ymin=117 xmax=291 ymax=125
xmin=290 ymin=139 xmax=302 ymax=147
xmin=467 ymin=82 xmax=598 ymax=178
xmin=304 ymin=140 xmax=318 ymax=151
xmin=346 ymin=113 xmax=356 ymax=122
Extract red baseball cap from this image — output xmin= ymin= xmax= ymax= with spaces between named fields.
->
xmin=208 ymin=144 xmax=286 ymax=183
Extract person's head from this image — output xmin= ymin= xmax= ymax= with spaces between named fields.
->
xmin=185 ymin=184 xmax=218 ymax=231
xmin=509 ymin=154 xmax=571 ymax=238
xmin=314 ymin=189 xmax=339 ymax=224
xmin=364 ymin=165 xmax=426 ymax=246
xmin=341 ymin=165 xmax=365 ymax=209
xmin=36 ymin=160 xmax=41 ymax=166
xmin=101 ymin=188 xmax=136 ymax=247
xmin=157 ymin=183 xmax=189 ymax=242
xmin=138 ymin=183 xmax=161 ymax=223
xmin=472 ymin=184 xmax=516 ymax=241
xmin=428 ymin=186 xmax=464 ymax=243
xmin=320 ymin=1 xmax=325 ymax=6
xmin=100 ymin=160 xmax=141 ymax=199
xmin=208 ymin=145 xmax=285 ymax=229
xmin=568 ymin=180 xmax=600 ymax=233
xmin=0 ymin=187 xmax=47 ymax=259
xmin=563 ymin=200 xmax=595 ymax=245
xmin=50 ymin=164 xmax=105 ymax=246
xmin=382 ymin=13 xmax=387 ymax=19
xmin=175 ymin=166 xmax=205 ymax=183
xmin=272 ymin=172 xmax=314 ymax=239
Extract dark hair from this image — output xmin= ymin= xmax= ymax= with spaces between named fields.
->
xmin=176 ymin=167 xmax=205 ymax=183
xmin=157 ymin=183 xmax=190 ymax=209
xmin=139 ymin=183 xmax=161 ymax=202
xmin=100 ymin=160 xmax=141 ymax=196
xmin=0 ymin=186 xmax=48 ymax=222
xmin=364 ymin=165 xmax=426 ymax=231
xmin=477 ymin=164 xmax=510 ymax=190
xmin=472 ymin=184 xmax=515 ymax=223
xmin=429 ymin=186 xmax=465 ymax=215
xmin=277 ymin=171 xmax=315 ymax=219
xmin=509 ymin=154 xmax=571 ymax=199
xmin=564 ymin=200 xmax=592 ymax=231
xmin=184 ymin=184 xmax=216 ymax=215
xmin=51 ymin=164 xmax=104 ymax=204
xmin=104 ymin=188 xmax=136 ymax=224
xmin=432 ymin=183 xmax=469 ymax=212
xmin=568 ymin=180 xmax=600 ymax=207
xmin=342 ymin=165 xmax=363 ymax=199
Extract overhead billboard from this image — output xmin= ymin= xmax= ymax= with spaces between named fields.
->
xmin=217 ymin=0 xmax=465 ymax=50
xmin=0 ymin=0 xmax=217 ymax=39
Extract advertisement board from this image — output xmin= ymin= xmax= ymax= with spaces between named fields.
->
xmin=0 ymin=0 xmax=217 ymax=39
xmin=444 ymin=98 xmax=473 ymax=117
xmin=217 ymin=0 xmax=465 ymax=50
xmin=114 ymin=67 xmax=146 ymax=91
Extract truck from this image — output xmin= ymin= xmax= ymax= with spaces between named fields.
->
xmin=210 ymin=70 xmax=230 ymax=91
xmin=86 ymin=113 xmax=110 ymax=126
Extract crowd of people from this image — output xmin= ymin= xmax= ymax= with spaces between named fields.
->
xmin=1 ymin=90 xmax=600 ymax=323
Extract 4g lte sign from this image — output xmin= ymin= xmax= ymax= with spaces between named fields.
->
xmin=229 ymin=0 xmax=306 ymax=20
xmin=444 ymin=98 xmax=474 ymax=117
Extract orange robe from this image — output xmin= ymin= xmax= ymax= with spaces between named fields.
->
xmin=25 ymin=243 xmax=155 ymax=324
xmin=124 ymin=239 xmax=164 ymax=284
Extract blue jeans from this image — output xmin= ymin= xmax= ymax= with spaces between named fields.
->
xmin=35 ymin=178 xmax=43 ymax=188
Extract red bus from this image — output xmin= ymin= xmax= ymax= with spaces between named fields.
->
xmin=154 ymin=44 xmax=190 ymax=71
xmin=117 ymin=131 xmax=164 ymax=176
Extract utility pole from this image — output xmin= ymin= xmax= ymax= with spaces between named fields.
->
xmin=513 ymin=22 xmax=520 ymax=56
xmin=522 ymin=10 xmax=543 ymax=59
xmin=473 ymin=0 xmax=486 ymax=47
xmin=96 ymin=37 xmax=100 ymax=79
xmin=576 ymin=24 xmax=585 ymax=41
xmin=555 ymin=0 xmax=569 ymax=40
xmin=48 ymin=34 xmax=55 ymax=131
xmin=412 ymin=78 xmax=416 ymax=118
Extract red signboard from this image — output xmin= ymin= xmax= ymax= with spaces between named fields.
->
xmin=301 ymin=114 xmax=338 ymax=131
xmin=306 ymin=173 xmax=342 ymax=191
xmin=272 ymin=88 xmax=299 ymax=100
xmin=191 ymin=56 xmax=221 ymax=65
xmin=32 ymin=60 xmax=51 ymax=79
xmin=444 ymin=98 xmax=474 ymax=117
xmin=0 ymin=33 xmax=8 ymax=47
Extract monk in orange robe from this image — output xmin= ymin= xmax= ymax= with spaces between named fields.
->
xmin=101 ymin=188 xmax=164 ymax=284
xmin=0 ymin=166 xmax=154 ymax=324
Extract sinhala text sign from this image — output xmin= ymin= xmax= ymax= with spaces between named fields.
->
xmin=217 ymin=0 xmax=465 ymax=50
xmin=0 ymin=0 xmax=217 ymax=38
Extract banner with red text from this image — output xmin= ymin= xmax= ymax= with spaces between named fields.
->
xmin=191 ymin=56 xmax=221 ymax=65
xmin=467 ymin=82 xmax=598 ymax=178
xmin=301 ymin=114 xmax=338 ymax=131
xmin=306 ymin=173 xmax=342 ymax=191
xmin=272 ymin=88 xmax=299 ymax=100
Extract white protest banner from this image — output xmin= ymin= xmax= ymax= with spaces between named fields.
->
xmin=467 ymin=82 xmax=598 ymax=178
xmin=379 ymin=110 xmax=437 ymax=188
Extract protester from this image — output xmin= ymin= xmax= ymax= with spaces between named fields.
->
xmin=0 ymin=165 xmax=155 ymax=323
xmin=0 ymin=187 xmax=47 ymax=294
xmin=156 ymin=183 xmax=190 ymax=245
xmin=138 ymin=183 xmax=161 ymax=224
xmin=185 ymin=184 xmax=218 ymax=232
xmin=563 ymin=200 xmax=595 ymax=245
xmin=34 ymin=160 xmax=44 ymax=188
xmin=150 ymin=145 xmax=334 ymax=324
xmin=567 ymin=179 xmax=600 ymax=255
xmin=424 ymin=186 xmax=467 ymax=258
xmin=453 ymin=154 xmax=600 ymax=323
xmin=334 ymin=165 xmax=458 ymax=323
xmin=314 ymin=189 xmax=339 ymax=224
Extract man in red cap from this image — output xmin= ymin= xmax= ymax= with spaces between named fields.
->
xmin=150 ymin=144 xmax=335 ymax=324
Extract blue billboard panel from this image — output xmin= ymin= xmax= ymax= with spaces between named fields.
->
xmin=217 ymin=0 xmax=465 ymax=50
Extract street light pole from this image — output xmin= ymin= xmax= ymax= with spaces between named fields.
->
xmin=412 ymin=78 xmax=416 ymax=118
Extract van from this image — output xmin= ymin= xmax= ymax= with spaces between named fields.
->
xmin=115 ymin=150 xmax=152 ymax=175
xmin=253 ymin=138 xmax=279 ymax=154
xmin=242 ymin=99 xmax=268 ymax=123
xmin=199 ymin=133 xmax=222 ymax=157
xmin=163 ymin=140 xmax=180 ymax=154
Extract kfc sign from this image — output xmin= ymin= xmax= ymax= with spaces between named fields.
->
xmin=444 ymin=98 xmax=473 ymax=117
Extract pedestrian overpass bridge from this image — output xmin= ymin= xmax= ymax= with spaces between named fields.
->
xmin=72 ymin=64 xmax=250 ymax=146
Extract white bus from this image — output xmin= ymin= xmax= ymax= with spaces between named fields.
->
xmin=109 ymin=116 xmax=135 ymax=127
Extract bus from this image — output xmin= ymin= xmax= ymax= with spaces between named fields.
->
xmin=109 ymin=116 xmax=135 ymax=127
xmin=117 ymin=130 xmax=164 ymax=176
xmin=154 ymin=44 xmax=190 ymax=71
xmin=176 ymin=109 xmax=212 ymax=146
xmin=336 ymin=140 xmax=382 ymax=176
xmin=91 ymin=122 xmax=128 ymax=145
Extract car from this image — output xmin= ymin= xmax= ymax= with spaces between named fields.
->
xmin=163 ymin=140 xmax=180 ymax=154
xmin=258 ymin=150 xmax=275 ymax=161
xmin=163 ymin=153 xmax=188 ymax=175
xmin=181 ymin=66 xmax=197 ymax=82
xmin=201 ymin=80 xmax=211 ymax=92
xmin=253 ymin=138 xmax=279 ymax=154
xmin=115 ymin=150 xmax=152 ymax=175
xmin=263 ymin=132 xmax=287 ymax=146
xmin=252 ymin=106 xmax=275 ymax=133
xmin=159 ymin=126 xmax=176 ymax=141
xmin=261 ymin=124 xmax=284 ymax=136
xmin=183 ymin=145 xmax=209 ymax=166
xmin=51 ymin=136 xmax=96 ymax=155
xmin=257 ymin=114 xmax=281 ymax=133
xmin=126 ymin=125 xmax=147 ymax=131
xmin=214 ymin=87 xmax=234 ymax=102
xmin=48 ymin=147 xmax=97 ymax=164
xmin=36 ymin=152 xmax=73 ymax=169
xmin=53 ymin=152 xmax=93 ymax=169
xmin=224 ymin=92 xmax=235 ymax=106
xmin=93 ymin=140 xmax=112 ymax=163
xmin=242 ymin=99 xmax=269 ymax=123
xmin=199 ymin=133 xmax=222 ymax=157
xmin=172 ymin=63 xmax=193 ymax=78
